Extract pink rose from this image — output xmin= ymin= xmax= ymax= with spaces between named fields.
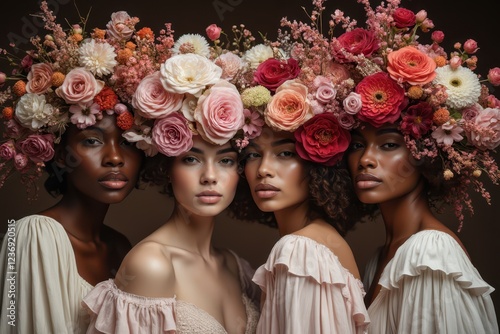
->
xmin=215 ymin=52 xmax=244 ymax=80
xmin=152 ymin=113 xmax=193 ymax=156
xmin=332 ymin=28 xmax=379 ymax=62
xmin=26 ymin=63 xmax=53 ymax=94
xmin=461 ymin=103 xmax=481 ymax=121
xmin=19 ymin=134 xmax=55 ymax=163
xmin=392 ymin=8 xmax=416 ymax=29
xmin=254 ymin=58 xmax=300 ymax=92
xmin=106 ymin=11 xmax=136 ymax=41
xmin=5 ymin=119 xmax=23 ymax=138
xmin=463 ymin=39 xmax=479 ymax=54
xmin=487 ymin=67 xmax=500 ymax=86
xmin=194 ymin=80 xmax=245 ymax=145
xmin=343 ymin=92 xmax=362 ymax=115
xmin=206 ymin=24 xmax=222 ymax=41
xmin=294 ymin=113 xmax=351 ymax=166
xmin=56 ymin=68 xmax=104 ymax=104
xmin=14 ymin=153 xmax=29 ymax=171
xmin=387 ymin=46 xmax=436 ymax=85
xmin=431 ymin=30 xmax=445 ymax=43
xmin=337 ymin=111 xmax=356 ymax=130
xmin=313 ymin=76 xmax=337 ymax=103
xmin=0 ymin=140 xmax=16 ymax=160
xmin=132 ymin=72 xmax=183 ymax=119
xmin=265 ymin=80 xmax=314 ymax=131
xmin=467 ymin=107 xmax=500 ymax=150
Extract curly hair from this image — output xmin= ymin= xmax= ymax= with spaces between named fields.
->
xmin=227 ymin=157 xmax=362 ymax=237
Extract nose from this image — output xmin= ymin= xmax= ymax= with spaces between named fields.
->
xmin=257 ymin=155 xmax=275 ymax=178
xmin=102 ymin=141 xmax=125 ymax=167
xmin=201 ymin=163 xmax=217 ymax=185
xmin=358 ymin=145 xmax=377 ymax=170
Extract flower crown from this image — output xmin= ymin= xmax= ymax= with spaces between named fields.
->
xmin=233 ymin=0 xmax=500 ymax=228
xmin=0 ymin=1 xmax=265 ymax=198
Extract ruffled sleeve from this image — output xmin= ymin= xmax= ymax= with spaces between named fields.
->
xmin=368 ymin=230 xmax=499 ymax=334
xmin=253 ymin=234 xmax=369 ymax=334
xmin=0 ymin=215 xmax=93 ymax=334
xmin=83 ymin=279 xmax=177 ymax=334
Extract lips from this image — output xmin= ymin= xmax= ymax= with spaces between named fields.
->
xmin=354 ymin=173 xmax=382 ymax=189
xmin=196 ymin=190 xmax=222 ymax=204
xmin=98 ymin=172 xmax=129 ymax=190
xmin=254 ymin=183 xmax=280 ymax=199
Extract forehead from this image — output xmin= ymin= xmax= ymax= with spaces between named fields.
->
xmin=352 ymin=122 xmax=400 ymax=137
xmin=250 ymin=128 xmax=295 ymax=146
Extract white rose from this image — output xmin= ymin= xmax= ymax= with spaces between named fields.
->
xmin=159 ymin=54 xmax=222 ymax=97
xmin=15 ymin=93 xmax=55 ymax=130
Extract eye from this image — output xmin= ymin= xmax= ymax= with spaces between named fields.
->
xmin=277 ymin=150 xmax=296 ymax=158
xmin=244 ymin=151 xmax=261 ymax=161
xmin=220 ymin=157 xmax=236 ymax=166
xmin=348 ymin=142 xmax=364 ymax=151
xmin=82 ymin=138 xmax=102 ymax=146
xmin=182 ymin=156 xmax=199 ymax=164
xmin=381 ymin=142 xmax=400 ymax=150
xmin=121 ymin=139 xmax=135 ymax=147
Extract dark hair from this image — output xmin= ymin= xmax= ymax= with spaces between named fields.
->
xmin=227 ymin=156 xmax=361 ymax=237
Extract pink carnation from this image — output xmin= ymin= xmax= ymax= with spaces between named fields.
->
xmin=132 ymin=72 xmax=183 ymax=119
xmin=194 ymin=80 xmax=245 ymax=145
xmin=467 ymin=107 xmax=500 ymax=150
xmin=152 ymin=113 xmax=193 ymax=156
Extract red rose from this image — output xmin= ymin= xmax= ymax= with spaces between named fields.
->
xmin=332 ymin=28 xmax=379 ymax=62
xmin=294 ymin=113 xmax=351 ymax=166
xmin=254 ymin=58 xmax=300 ymax=92
xmin=392 ymin=8 xmax=416 ymax=29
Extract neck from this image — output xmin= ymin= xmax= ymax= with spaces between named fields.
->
xmin=274 ymin=201 xmax=310 ymax=236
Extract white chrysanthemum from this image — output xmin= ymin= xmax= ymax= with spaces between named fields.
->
xmin=243 ymin=44 xmax=274 ymax=69
xmin=15 ymin=93 xmax=55 ymax=130
xmin=78 ymin=39 xmax=118 ymax=77
xmin=433 ymin=65 xmax=481 ymax=109
xmin=160 ymin=54 xmax=222 ymax=97
xmin=172 ymin=34 xmax=210 ymax=57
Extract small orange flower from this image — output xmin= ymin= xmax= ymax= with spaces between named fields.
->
xmin=51 ymin=72 xmax=65 ymax=87
xmin=2 ymin=107 xmax=13 ymax=120
xmin=70 ymin=33 xmax=83 ymax=43
xmin=12 ymin=80 xmax=26 ymax=96
xmin=125 ymin=41 xmax=137 ymax=50
xmin=94 ymin=86 xmax=119 ymax=110
xmin=433 ymin=108 xmax=450 ymax=125
xmin=407 ymin=85 xmax=423 ymax=99
xmin=117 ymin=48 xmax=133 ymax=64
xmin=92 ymin=28 xmax=106 ymax=39
xmin=116 ymin=111 xmax=134 ymax=130
xmin=136 ymin=27 xmax=154 ymax=42
xmin=434 ymin=55 xmax=447 ymax=67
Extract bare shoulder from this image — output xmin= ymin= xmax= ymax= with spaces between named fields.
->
xmin=295 ymin=220 xmax=361 ymax=279
xmin=115 ymin=240 xmax=176 ymax=298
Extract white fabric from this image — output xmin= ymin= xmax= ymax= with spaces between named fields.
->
xmin=253 ymin=234 xmax=369 ymax=334
xmin=0 ymin=215 xmax=93 ymax=334
xmin=364 ymin=230 xmax=499 ymax=334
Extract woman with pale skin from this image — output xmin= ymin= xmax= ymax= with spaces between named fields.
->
xmin=346 ymin=122 xmax=499 ymax=334
xmin=0 ymin=113 xmax=144 ymax=334
xmin=230 ymin=127 xmax=369 ymax=333
xmin=83 ymin=135 xmax=260 ymax=334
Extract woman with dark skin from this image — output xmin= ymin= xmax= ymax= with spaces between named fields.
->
xmin=346 ymin=122 xmax=498 ymax=334
xmin=0 ymin=113 xmax=144 ymax=334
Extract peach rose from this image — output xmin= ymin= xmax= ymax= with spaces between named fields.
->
xmin=132 ymin=72 xmax=184 ymax=119
xmin=56 ymin=67 xmax=104 ymax=104
xmin=264 ymin=80 xmax=314 ymax=132
xmin=387 ymin=46 xmax=436 ymax=85
xmin=26 ymin=63 xmax=53 ymax=94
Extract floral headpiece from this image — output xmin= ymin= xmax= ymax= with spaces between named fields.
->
xmin=234 ymin=0 xmax=500 ymax=228
xmin=0 ymin=1 xmax=264 ymax=198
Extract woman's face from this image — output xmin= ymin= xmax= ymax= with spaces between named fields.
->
xmin=346 ymin=123 xmax=421 ymax=204
xmin=60 ymin=114 xmax=144 ymax=204
xmin=243 ymin=128 xmax=309 ymax=213
xmin=169 ymin=135 xmax=239 ymax=217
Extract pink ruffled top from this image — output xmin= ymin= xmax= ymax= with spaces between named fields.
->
xmin=83 ymin=251 xmax=260 ymax=334
xmin=253 ymin=234 xmax=369 ymax=334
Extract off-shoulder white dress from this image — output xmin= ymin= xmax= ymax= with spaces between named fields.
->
xmin=253 ymin=234 xmax=370 ymax=334
xmin=0 ymin=215 xmax=93 ymax=334
xmin=83 ymin=250 xmax=260 ymax=334
xmin=364 ymin=230 xmax=499 ymax=334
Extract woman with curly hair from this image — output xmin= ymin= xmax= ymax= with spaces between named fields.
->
xmin=229 ymin=125 xmax=369 ymax=333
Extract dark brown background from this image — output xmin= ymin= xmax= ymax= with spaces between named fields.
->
xmin=1 ymin=0 xmax=499 ymax=323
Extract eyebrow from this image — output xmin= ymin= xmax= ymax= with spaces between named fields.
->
xmin=189 ymin=147 xmax=237 ymax=155
xmin=351 ymin=127 xmax=401 ymax=137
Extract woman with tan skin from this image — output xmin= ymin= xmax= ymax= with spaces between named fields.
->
xmin=230 ymin=125 xmax=369 ymax=334
xmin=346 ymin=122 xmax=499 ymax=333
xmin=83 ymin=135 xmax=260 ymax=334
xmin=0 ymin=113 xmax=144 ymax=334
